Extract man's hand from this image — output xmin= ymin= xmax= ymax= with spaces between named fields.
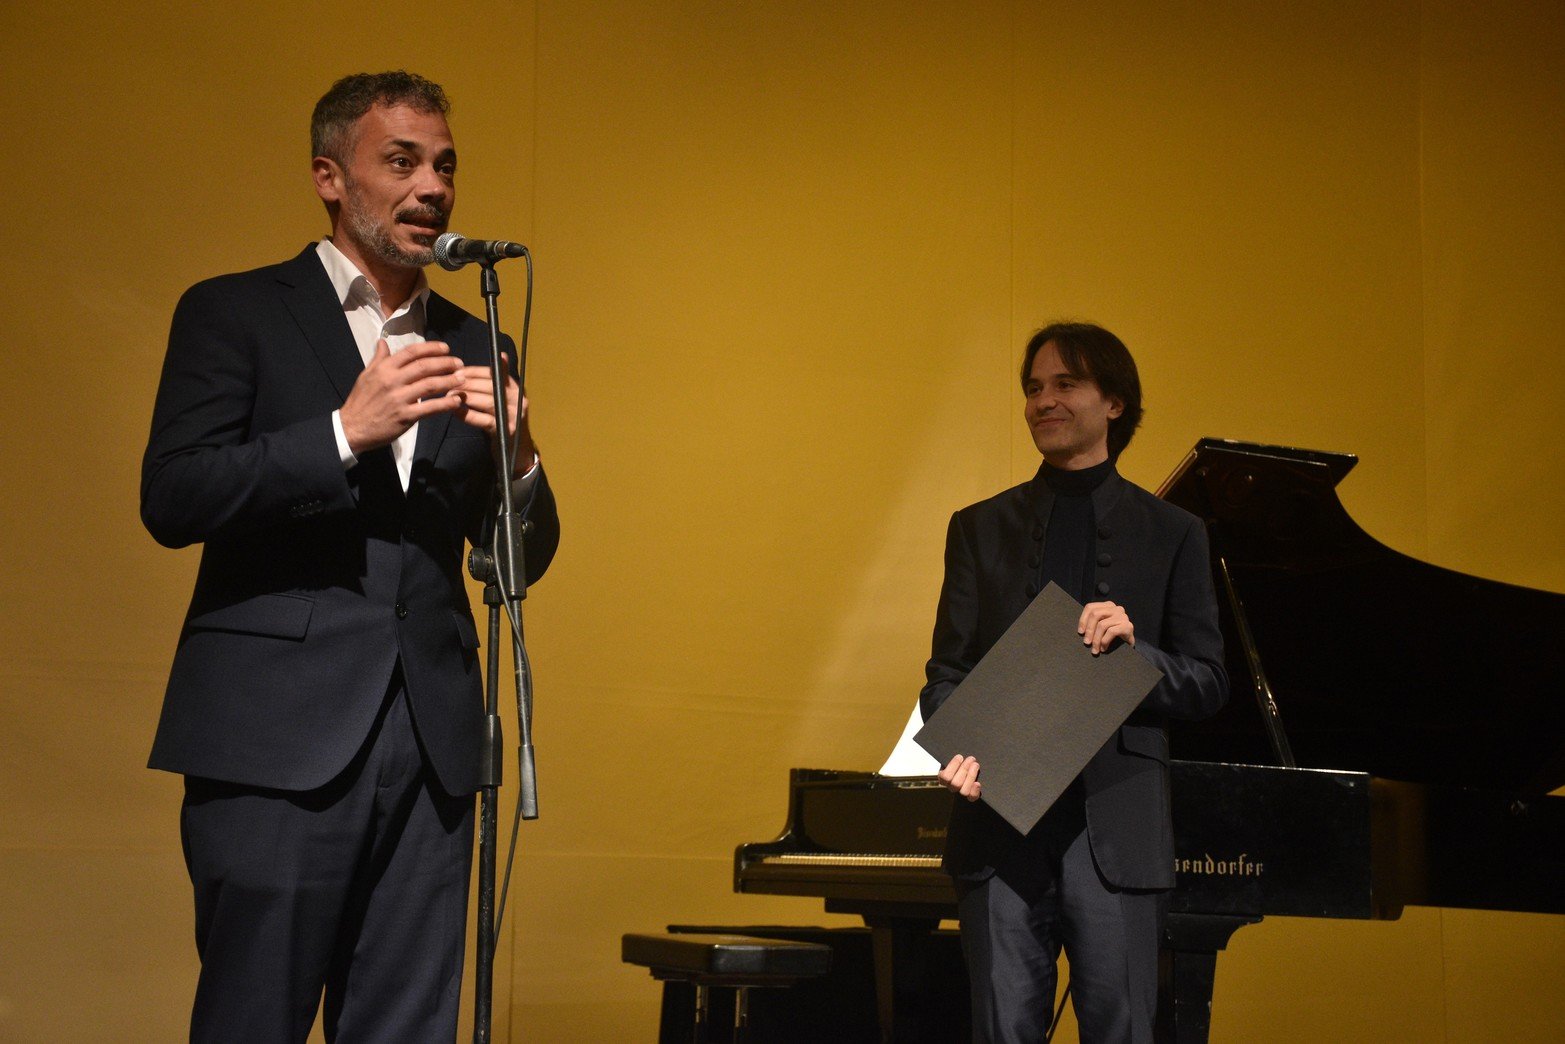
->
xmin=340 ymin=339 xmax=464 ymax=455
xmin=938 ymin=754 xmax=983 ymax=802
xmin=454 ymin=354 xmax=536 ymax=477
xmin=1079 ymin=600 xmax=1134 ymax=655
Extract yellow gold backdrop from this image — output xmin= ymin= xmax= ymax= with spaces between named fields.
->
xmin=2 ymin=1 xmax=1561 ymax=1040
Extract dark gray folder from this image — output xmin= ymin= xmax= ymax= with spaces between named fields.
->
xmin=914 ymin=582 xmax=1164 ymax=835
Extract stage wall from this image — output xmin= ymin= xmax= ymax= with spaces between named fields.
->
xmin=1 ymin=1 xmax=1561 ymax=1039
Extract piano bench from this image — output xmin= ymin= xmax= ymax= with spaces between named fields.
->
xmin=621 ymin=932 xmax=833 ymax=1044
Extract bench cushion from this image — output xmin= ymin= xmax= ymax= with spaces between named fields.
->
xmin=621 ymin=932 xmax=833 ymax=981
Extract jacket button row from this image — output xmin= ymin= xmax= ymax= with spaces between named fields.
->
xmin=395 ymin=602 xmax=409 ymax=619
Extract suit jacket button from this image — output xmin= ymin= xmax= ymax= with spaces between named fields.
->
xmin=395 ymin=602 xmax=409 ymax=619
xmin=1097 ymin=527 xmax=1112 ymax=540
xmin=1025 ymin=583 xmax=1039 ymax=598
xmin=1098 ymin=552 xmax=1113 ymax=567
xmin=1096 ymin=581 xmax=1110 ymax=596
xmin=1031 ymin=523 xmax=1044 ymax=541
xmin=1028 ymin=554 xmax=1041 ymax=568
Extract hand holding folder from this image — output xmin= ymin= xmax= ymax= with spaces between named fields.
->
xmin=915 ymin=582 xmax=1165 ymax=835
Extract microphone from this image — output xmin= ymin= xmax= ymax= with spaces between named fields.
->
xmin=433 ymin=232 xmax=528 ymax=271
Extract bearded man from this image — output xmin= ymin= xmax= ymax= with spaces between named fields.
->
xmin=141 ymin=71 xmax=560 ymax=1042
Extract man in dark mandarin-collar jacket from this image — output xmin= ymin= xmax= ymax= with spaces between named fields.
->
xmin=921 ymin=323 xmax=1225 ymax=1043
xmin=141 ymin=72 xmax=559 ymax=1042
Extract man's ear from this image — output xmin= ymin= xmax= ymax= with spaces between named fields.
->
xmin=1107 ymin=396 xmax=1125 ymax=420
xmin=313 ymin=156 xmax=344 ymax=206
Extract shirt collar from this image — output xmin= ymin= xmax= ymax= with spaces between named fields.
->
xmin=315 ymin=238 xmax=430 ymax=314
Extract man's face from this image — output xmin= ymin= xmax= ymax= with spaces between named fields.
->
xmin=319 ymin=102 xmax=456 ymax=269
xmin=1023 ymin=341 xmax=1123 ymax=469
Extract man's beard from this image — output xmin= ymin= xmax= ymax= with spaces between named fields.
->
xmin=342 ymin=178 xmax=445 ymax=268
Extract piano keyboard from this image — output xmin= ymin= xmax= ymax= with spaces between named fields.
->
xmin=757 ymin=853 xmax=943 ymax=868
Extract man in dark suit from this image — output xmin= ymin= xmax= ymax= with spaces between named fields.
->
xmin=141 ymin=71 xmax=559 ymax=1042
xmin=920 ymin=322 xmax=1226 ymax=1043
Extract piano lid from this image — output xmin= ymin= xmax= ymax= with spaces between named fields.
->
xmin=1158 ymin=439 xmax=1565 ymax=796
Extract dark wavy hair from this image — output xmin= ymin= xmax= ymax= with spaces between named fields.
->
xmin=310 ymin=71 xmax=450 ymax=165
xmin=1020 ymin=321 xmax=1144 ymax=459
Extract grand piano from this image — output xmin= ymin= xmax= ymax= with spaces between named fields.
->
xmin=733 ymin=440 xmax=1565 ymax=1042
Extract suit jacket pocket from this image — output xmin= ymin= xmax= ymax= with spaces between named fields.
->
xmin=185 ymin=593 xmax=314 ymax=639
xmin=452 ymin=609 xmax=480 ymax=650
xmin=1117 ymin=724 xmax=1169 ymax=764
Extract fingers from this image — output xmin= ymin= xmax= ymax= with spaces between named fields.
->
xmin=453 ymin=383 xmax=499 ymax=412
xmin=409 ymin=353 xmax=530 ymax=444
xmin=1087 ymin=617 xmax=1112 ymax=654
xmin=408 ymin=394 xmax=465 ymax=421
xmin=385 ymin=339 xmax=452 ymax=366
xmin=367 ymin=344 xmax=462 ymax=398
xmin=455 ymin=403 xmax=497 ymax=434
xmin=391 ymin=353 xmax=463 ymax=385
xmin=938 ymin=755 xmax=982 ymax=801
xmin=1090 ymin=621 xmax=1133 ymax=654
xmin=1079 ymin=601 xmax=1134 ymax=655
xmin=453 ymin=364 xmax=519 ymax=394
xmin=404 ymin=369 xmax=466 ymax=401
xmin=452 ymin=386 xmax=499 ymax=433
xmin=452 ymin=366 xmax=526 ymax=438
xmin=451 ymin=390 xmax=520 ymax=436
xmin=1078 ymin=601 xmax=1114 ymax=635
xmin=341 ymin=342 xmax=467 ymax=454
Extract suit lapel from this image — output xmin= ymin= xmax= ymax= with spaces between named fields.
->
xmin=275 ymin=246 xmax=364 ymax=404
xmin=413 ymin=292 xmax=463 ymax=467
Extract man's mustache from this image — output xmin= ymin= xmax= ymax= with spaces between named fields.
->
xmin=397 ymin=205 xmax=447 ymax=226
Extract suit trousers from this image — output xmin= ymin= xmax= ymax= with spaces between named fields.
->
xmin=180 ymin=672 xmax=475 ymax=1043
xmin=955 ymin=790 xmax=1162 ymax=1044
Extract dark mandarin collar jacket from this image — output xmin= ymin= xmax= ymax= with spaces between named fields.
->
xmin=920 ymin=463 xmax=1226 ymax=887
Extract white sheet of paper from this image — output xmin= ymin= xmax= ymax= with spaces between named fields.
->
xmin=879 ymin=701 xmax=940 ymax=777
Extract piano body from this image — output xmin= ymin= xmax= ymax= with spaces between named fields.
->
xmin=734 ymin=440 xmax=1565 ymax=1042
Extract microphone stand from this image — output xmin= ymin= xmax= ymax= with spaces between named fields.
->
xmin=464 ymin=253 xmax=537 ymax=1044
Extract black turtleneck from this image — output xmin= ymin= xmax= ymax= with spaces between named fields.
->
xmin=1038 ymin=457 xmax=1112 ymax=605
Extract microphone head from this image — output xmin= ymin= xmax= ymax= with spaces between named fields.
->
xmin=433 ymin=231 xmax=466 ymax=272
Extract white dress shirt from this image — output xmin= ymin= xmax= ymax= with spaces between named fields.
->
xmin=319 ymin=238 xmax=431 ymax=492
xmin=316 ymin=239 xmax=538 ymax=494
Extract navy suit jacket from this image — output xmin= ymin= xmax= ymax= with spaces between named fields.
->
xmin=920 ymin=465 xmax=1225 ymax=889
xmin=142 ymin=246 xmax=559 ymax=797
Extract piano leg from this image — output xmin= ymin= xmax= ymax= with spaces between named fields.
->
xmin=863 ymin=915 xmax=942 ymax=1044
xmin=1156 ymin=913 xmax=1259 ymax=1044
